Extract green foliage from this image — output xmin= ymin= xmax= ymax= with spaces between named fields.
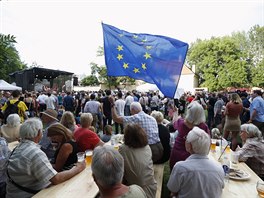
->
xmin=251 ymin=59 xmax=264 ymax=87
xmin=0 ymin=34 xmax=27 ymax=81
xmin=187 ymin=25 xmax=264 ymax=91
xmin=81 ymin=75 xmax=99 ymax=86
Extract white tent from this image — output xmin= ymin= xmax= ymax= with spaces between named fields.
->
xmin=0 ymin=79 xmax=22 ymax=91
xmin=136 ymin=83 xmax=184 ymax=99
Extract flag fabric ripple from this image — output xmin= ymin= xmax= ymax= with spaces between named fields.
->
xmin=102 ymin=23 xmax=189 ymax=98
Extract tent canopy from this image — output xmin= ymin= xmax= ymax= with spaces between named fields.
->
xmin=0 ymin=79 xmax=22 ymax=91
xmin=136 ymin=83 xmax=184 ymax=99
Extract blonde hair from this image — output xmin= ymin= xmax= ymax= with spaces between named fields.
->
xmin=60 ymin=111 xmax=76 ymax=131
xmin=230 ymin=93 xmax=242 ymax=104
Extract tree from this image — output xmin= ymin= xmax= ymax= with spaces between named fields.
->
xmin=0 ymin=34 xmax=27 ymax=81
xmin=187 ymin=36 xmax=248 ymax=91
xmin=251 ymin=59 xmax=264 ymax=87
xmin=81 ymin=75 xmax=99 ymax=86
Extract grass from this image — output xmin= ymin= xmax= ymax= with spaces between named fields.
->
xmin=161 ymin=161 xmax=170 ymax=198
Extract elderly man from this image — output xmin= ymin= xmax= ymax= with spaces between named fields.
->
xmin=6 ymin=118 xmax=85 ymax=198
xmin=167 ymin=127 xmax=224 ymax=198
xmin=74 ymin=113 xmax=104 ymax=151
xmin=110 ymin=99 xmax=163 ymax=163
xmin=92 ymin=145 xmax=147 ymax=198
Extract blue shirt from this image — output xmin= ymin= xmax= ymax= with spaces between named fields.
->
xmin=250 ymin=96 xmax=264 ymax=122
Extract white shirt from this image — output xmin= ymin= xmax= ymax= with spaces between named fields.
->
xmin=115 ymin=98 xmax=125 ymax=116
xmin=125 ymin=95 xmax=134 ymax=106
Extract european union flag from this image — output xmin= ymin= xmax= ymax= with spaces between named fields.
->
xmin=102 ymin=23 xmax=189 ymax=98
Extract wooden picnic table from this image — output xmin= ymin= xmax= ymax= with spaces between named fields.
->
xmin=33 ymin=166 xmax=99 ymax=198
xmin=209 ymin=145 xmax=263 ymax=198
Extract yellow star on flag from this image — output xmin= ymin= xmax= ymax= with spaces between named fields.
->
xmin=123 ymin=63 xmax=129 ymax=69
xmin=117 ymin=45 xmax=123 ymax=51
xmin=133 ymin=35 xmax=138 ymax=39
xmin=142 ymin=39 xmax=147 ymax=42
xmin=133 ymin=68 xmax=140 ymax=73
xmin=117 ymin=54 xmax=123 ymax=60
xmin=141 ymin=63 xmax=147 ymax=70
xmin=145 ymin=46 xmax=152 ymax=50
xmin=143 ymin=52 xmax=151 ymax=59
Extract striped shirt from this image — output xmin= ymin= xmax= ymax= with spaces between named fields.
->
xmin=123 ymin=111 xmax=160 ymax=144
xmin=6 ymin=140 xmax=57 ymax=198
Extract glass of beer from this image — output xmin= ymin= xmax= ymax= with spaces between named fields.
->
xmin=210 ymin=139 xmax=217 ymax=152
xmin=256 ymin=180 xmax=264 ymax=197
xmin=85 ymin=150 xmax=93 ymax=166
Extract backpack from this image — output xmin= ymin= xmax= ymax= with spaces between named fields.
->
xmin=3 ymin=100 xmax=20 ymax=124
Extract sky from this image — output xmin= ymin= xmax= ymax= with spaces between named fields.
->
xmin=0 ymin=0 xmax=263 ymax=77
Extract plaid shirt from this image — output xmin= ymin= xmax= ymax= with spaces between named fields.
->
xmin=237 ymin=137 xmax=264 ymax=175
xmin=123 ymin=111 xmax=160 ymax=144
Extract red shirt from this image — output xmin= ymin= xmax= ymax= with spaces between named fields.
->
xmin=225 ymin=102 xmax=243 ymax=117
xmin=74 ymin=127 xmax=100 ymax=152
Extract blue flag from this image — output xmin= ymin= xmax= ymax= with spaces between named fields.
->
xmin=102 ymin=23 xmax=189 ymax=98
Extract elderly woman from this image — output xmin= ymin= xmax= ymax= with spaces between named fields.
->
xmin=168 ymin=127 xmax=224 ymax=197
xmin=150 ymin=110 xmax=171 ymax=164
xmin=60 ymin=111 xmax=78 ymax=133
xmin=92 ymin=145 xmax=146 ymax=197
xmin=235 ymin=124 xmax=264 ymax=180
xmin=47 ymin=123 xmax=78 ymax=171
xmin=170 ymin=101 xmax=210 ymax=170
xmin=6 ymin=118 xmax=85 ymax=197
xmin=73 ymin=113 xmax=104 ymax=152
xmin=0 ymin=114 xmax=21 ymax=142
xmin=223 ymin=93 xmax=243 ymax=150
xmin=119 ymin=124 xmax=157 ymax=198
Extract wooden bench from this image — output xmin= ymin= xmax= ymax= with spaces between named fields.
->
xmin=154 ymin=164 xmax=165 ymax=198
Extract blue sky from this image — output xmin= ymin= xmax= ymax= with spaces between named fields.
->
xmin=0 ymin=0 xmax=263 ymax=76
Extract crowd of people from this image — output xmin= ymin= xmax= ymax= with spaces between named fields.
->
xmin=0 ymin=88 xmax=263 ymax=197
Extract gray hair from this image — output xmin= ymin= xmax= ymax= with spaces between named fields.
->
xmin=20 ymin=118 xmax=43 ymax=140
xmin=130 ymin=102 xmax=142 ymax=113
xmin=91 ymin=145 xmax=124 ymax=187
xmin=240 ymin=124 xmax=262 ymax=139
xmin=80 ymin=113 xmax=93 ymax=127
xmin=6 ymin=113 xmax=21 ymax=127
xmin=186 ymin=126 xmax=210 ymax=155
xmin=150 ymin=110 xmax=164 ymax=123
xmin=185 ymin=101 xmax=206 ymax=125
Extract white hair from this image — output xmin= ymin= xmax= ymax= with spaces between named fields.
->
xmin=240 ymin=124 xmax=262 ymax=139
xmin=80 ymin=113 xmax=93 ymax=127
xmin=130 ymin=102 xmax=142 ymax=113
xmin=6 ymin=113 xmax=21 ymax=127
xmin=91 ymin=145 xmax=124 ymax=187
xmin=20 ymin=118 xmax=43 ymax=140
xmin=150 ymin=110 xmax=164 ymax=123
xmin=186 ymin=126 xmax=210 ymax=155
xmin=185 ymin=101 xmax=206 ymax=125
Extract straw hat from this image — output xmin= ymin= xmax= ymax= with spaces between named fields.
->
xmin=40 ymin=109 xmax=59 ymax=121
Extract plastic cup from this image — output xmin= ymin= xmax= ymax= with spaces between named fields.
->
xmin=85 ymin=150 xmax=93 ymax=166
xmin=77 ymin=152 xmax=85 ymax=162
xmin=256 ymin=180 xmax=264 ymax=198
xmin=231 ymin=152 xmax=239 ymax=164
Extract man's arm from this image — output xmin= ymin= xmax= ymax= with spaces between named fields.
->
xmin=50 ymin=161 xmax=85 ymax=185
